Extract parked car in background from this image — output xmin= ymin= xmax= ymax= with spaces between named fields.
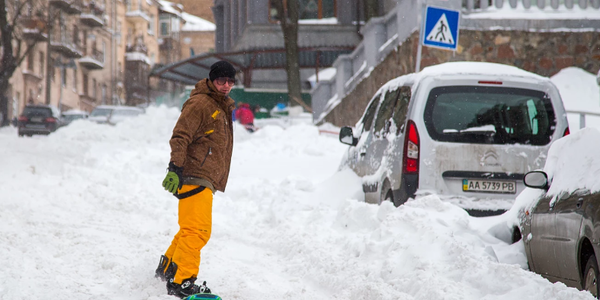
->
xmin=61 ymin=109 xmax=89 ymax=125
xmin=517 ymin=127 xmax=600 ymax=298
xmin=17 ymin=105 xmax=64 ymax=136
xmin=338 ymin=61 xmax=570 ymax=215
xmin=89 ymin=105 xmax=144 ymax=125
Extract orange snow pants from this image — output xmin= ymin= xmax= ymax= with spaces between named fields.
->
xmin=164 ymin=185 xmax=213 ymax=284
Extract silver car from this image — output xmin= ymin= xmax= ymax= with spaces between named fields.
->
xmin=89 ymin=105 xmax=144 ymax=125
xmin=520 ymin=170 xmax=599 ymax=298
xmin=338 ymin=62 xmax=570 ymax=214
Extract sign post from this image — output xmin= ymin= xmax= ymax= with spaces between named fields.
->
xmin=416 ymin=5 xmax=461 ymax=72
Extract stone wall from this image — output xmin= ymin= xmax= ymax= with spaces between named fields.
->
xmin=322 ymin=29 xmax=600 ymax=127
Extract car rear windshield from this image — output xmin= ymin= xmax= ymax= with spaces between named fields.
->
xmin=90 ymin=108 xmax=112 ymax=117
xmin=423 ymin=86 xmax=556 ymax=145
xmin=112 ymin=109 xmax=141 ymax=116
xmin=23 ymin=107 xmax=52 ymax=118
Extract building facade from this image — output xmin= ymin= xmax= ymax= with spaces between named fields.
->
xmin=5 ymin=0 xmax=193 ymax=122
xmin=209 ymin=0 xmax=388 ymax=90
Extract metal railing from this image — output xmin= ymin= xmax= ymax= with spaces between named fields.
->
xmin=566 ymin=110 xmax=600 ymax=129
xmin=463 ymin=0 xmax=600 ymax=11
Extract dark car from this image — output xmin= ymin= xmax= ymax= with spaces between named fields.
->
xmin=17 ymin=105 xmax=64 ymax=136
xmin=519 ymin=170 xmax=600 ymax=298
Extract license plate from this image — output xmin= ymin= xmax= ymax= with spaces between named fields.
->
xmin=31 ymin=117 xmax=43 ymax=122
xmin=25 ymin=124 xmax=45 ymax=129
xmin=462 ymin=179 xmax=516 ymax=194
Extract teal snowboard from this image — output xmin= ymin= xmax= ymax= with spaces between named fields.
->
xmin=182 ymin=294 xmax=222 ymax=300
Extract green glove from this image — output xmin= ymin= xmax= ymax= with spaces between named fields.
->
xmin=162 ymin=162 xmax=183 ymax=194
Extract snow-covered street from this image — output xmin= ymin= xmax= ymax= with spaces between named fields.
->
xmin=0 ymin=104 xmax=594 ymax=299
xmin=2 ymin=67 xmax=600 ymax=299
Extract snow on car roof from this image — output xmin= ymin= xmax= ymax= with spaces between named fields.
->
xmin=375 ymin=61 xmax=550 ymax=97
xmin=62 ymin=109 xmax=89 ymax=115
xmin=419 ymin=61 xmax=548 ymax=79
xmin=543 ymin=127 xmax=600 ymax=196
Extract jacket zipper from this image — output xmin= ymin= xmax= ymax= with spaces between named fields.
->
xmin=200 ymin=147 xmax=212 ymax=168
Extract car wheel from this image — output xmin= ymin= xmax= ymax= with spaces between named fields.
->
xmin=379 ymin=180 xmax=393 ymax=205
xmin=394 ymin=185 xmax=410 ymax=207
xmin=583 ymin=254 xmax=599 ymax=298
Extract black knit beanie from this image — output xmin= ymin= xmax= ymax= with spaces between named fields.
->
xmin=209 ymin=61 xmax=236 ymax=81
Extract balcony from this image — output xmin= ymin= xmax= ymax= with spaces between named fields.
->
xmin=50 ymin=32 xmax=82 ymax=59
xmin=125 ymin=41 xmax=151 ymax=64
xmin=80 ymin=3 xmax=105 ymax=27
xmin=79 ymin=48 xmax=104 ymax=70
xmin=49 ymin=0 xmax=82 ymax=14
xmin=19 ymin=17 xmax=47 ymax=42
xmin=125 ymin=6 xmax=151 ymax=24
xmin=159 ymin=37 xmax=181 ymax=51
xmin=22 ymin=69 xmax=43 ymax=83
xmin=79 ymin=93 xmax=96 ymax=107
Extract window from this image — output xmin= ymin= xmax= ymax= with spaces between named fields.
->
xmin=92 ymin=78 xmax=97 ymax=99
xmin=83 ymin=74 xmax=88 ymax=95
xmin=39 ymin=51 xmax=44 ymax=77
xmin=269 ymin=0 xmax=336 ymax=21
xmin=27 ymin=51 xmax=34 ymax=72
xmin=159 ymin=15 xmax=170 ymax=36
xmin=361 ymin=94 xmax=380 ymax=133
xmin=392 ymin=86 xmax=412 ymax=134
xmin=423 ymin=86 xmax=556 ymax=145
xmin=82 ymin=30 xmax=88 ymax=55
xmin=73 ymin=25 xmax=79 ymax=46
xmin=374 ymin=88 xmax=400 ymax=136
xmin=73 ymin=67 xmax=77 ymax=90
xmin=101 ymin=84 xmax=106 ymax=105
xmin=61 ymin=67 xmax=67 ymax=87
xmin=50 ymin=58 xmax=55 ymax=82
xmin=148 ymin=14 xmax=154 ymax=34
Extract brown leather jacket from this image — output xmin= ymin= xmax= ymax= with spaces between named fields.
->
xmin=169 ymin=78 xmax=235 ymax=192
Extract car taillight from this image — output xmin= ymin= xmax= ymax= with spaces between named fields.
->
xmin=563 ymin=127 xmax=570 ymax=136
xmin=403 ymin=120 xmax=420 ymax=174
xmin=18 ymin=116 xmax=28 ymax=122
xmin=45 ymin=117 xmax=57 ymax=123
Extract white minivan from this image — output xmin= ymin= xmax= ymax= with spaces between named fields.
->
xmin=339 ymin=62 xmax=570 ymax=214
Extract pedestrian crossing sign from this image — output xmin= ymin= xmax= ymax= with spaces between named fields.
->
xmin=423 ymin=6 xmax=460 ymax=51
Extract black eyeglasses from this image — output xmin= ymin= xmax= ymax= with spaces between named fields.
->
xmin=214 ymin=77 xmax=235 ymax=86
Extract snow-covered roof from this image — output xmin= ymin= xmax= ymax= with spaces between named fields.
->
xmin=181 ymin=12 xmax=215 ymax=32
xmin=158 ymin=0 xmax=182 ymax=17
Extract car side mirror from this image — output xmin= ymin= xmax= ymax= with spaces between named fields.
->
xmin=339 ymin=126 xmax=358 ymax=146
xmin=523 ymin=171 xmax=549 ymax=190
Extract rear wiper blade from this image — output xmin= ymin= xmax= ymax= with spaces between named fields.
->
xmin=443 ymin=125 xmax=496 ymax=135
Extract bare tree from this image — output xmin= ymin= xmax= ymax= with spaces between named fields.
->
xmin=0 ymin=0 xmax=48 ymax=126
xmin=271 ymin=0 xmax=311 ymax=113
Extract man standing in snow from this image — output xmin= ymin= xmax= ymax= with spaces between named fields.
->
xmin=155 ymin=60 xmax=236 ymax=298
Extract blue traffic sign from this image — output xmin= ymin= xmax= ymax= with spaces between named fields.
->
xmin=422 ymin=6 xmax=460 ymax=51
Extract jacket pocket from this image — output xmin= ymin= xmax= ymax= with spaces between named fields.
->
xmin=200 ymin=147 xmax=212 ymax=168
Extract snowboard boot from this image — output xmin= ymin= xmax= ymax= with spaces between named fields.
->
xmin=155 ymin=255 xmax=170 ymax=281
xmin=167 ymin=276 xmax=212 ymax=298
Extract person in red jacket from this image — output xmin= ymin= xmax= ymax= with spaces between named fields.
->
xmin=235 ymin=102 xmax=256 ymax=132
